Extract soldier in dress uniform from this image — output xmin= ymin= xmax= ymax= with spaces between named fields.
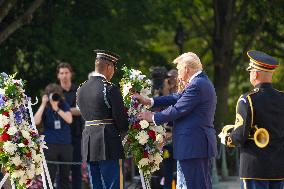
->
xmin=219 ymin=50 xmax=284 ymax=189
xmin=76 ymin=50 xmax=129 ymax=189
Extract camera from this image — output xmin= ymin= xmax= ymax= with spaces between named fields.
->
xmin=49 ymin=93 xmax=61 ymax=101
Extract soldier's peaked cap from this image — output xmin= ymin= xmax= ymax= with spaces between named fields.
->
xmin=94 ymin=49 xmax=120 ymax=64
xmin=247 ymin=50 xmax=279 ymax=72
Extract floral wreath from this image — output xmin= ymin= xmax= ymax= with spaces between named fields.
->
xmin=0 ymin=73 xmax=45 ymax=188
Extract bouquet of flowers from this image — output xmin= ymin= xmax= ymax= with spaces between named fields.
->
xmin=0 ymin=73 xmax=45 ymax=188
xmin=120 ymin=67 xmax=166 ymax=188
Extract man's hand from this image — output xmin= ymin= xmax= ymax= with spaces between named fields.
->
xmin=137 ymin=111 xmax=154 ymax=122
xmin=41 ymin=95 xmax=49 ymax=106
xmin=132 ymin=93 xmax=151 ymax=106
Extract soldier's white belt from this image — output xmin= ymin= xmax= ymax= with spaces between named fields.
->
xmin=85 ymin=119 xmax=114 ymax=126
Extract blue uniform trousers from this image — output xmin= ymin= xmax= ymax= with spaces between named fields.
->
xmin=88 ymin=159 xmax=124 ymax=189
xmin=241 ymin=179 xmax=284 ymax=189
xmin=179 ymin=158 xmax=212 ymax=189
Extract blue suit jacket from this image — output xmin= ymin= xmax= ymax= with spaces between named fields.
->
xmin=153 ymin=72 xmax=217 ymax=160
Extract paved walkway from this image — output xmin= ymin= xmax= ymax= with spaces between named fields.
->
xmin=126 ymin=176 xmax=240 ymax=189
xmin=213 ymin=177 xmax=240 ymax=189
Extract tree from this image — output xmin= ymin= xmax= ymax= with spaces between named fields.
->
xmin=0 ymin=0 xmax=45 ymax=45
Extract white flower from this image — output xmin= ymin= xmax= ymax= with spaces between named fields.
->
xmin=0 ymin=88 xmax=5 ymax=95
xmin=130 ymin=69 xmax=142 ymax=77
xmin=26 ymin=169 xmax=35 ymax=179
xmin=154 ymin=126 xmax=165 ymax=134
xmin=0 ymin=114 xmax=9 ymax=128
xmin=139 ymin=120 xmax=149 ymax=129
xmin=138 ymin=75 xmax=146 ymax=80
xmin=7 ymin=126 xmax=17 ymax=135
xmin=135 ymin=130 xmax=149 ymax=145
xmin=11 ymin=169 xmax=25 ymax=179
xmin=11 ymin=155 xmax=22 ymax=166
xmin=140 ymin=88 xmax=151 ymax=98
xmin=153 ymin=153 xmax=163 ymax=164
xmin=122 ymin=82 xmax=132 ymax=98
xmin=21 ymin=130 xmax=31 ymax=139
xmin=3 ymin=141 xmax=17 ymax=155
xmin=33 ymin=154 xmax=43 ymax=163
xmin=18 ymin=143 xmax=25 ymax=147
xmin=19 ymin=175 xmax=28 ymax=186
xmin=156 ymin=134 xmax=164 ymax=143
xmin=146 ymin=79 xmax=152 ymax=85
xmin=138 ymin=158 xmax=150 ymax=167
xmin=35 ymin=166 xmax=43 ymax=175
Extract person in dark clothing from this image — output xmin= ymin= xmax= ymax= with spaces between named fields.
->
xmin=34 ymin=83 xmax=73 ymax=189
xmin=220 ymin=50 xmax=284 ymax=189
xmin=77 ymin=50 xmax=129 ymax=189
xmin=57 ymin=62 xmax=84 ymax=189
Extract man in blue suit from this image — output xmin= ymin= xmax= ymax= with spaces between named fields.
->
xmin=136 ymin=52 xmax=217 ymax=189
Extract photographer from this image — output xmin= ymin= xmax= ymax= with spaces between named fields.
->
xmin=34 ymin=83 xmax=73 ymax=189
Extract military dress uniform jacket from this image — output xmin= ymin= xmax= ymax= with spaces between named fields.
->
xmin=77 ymin=76 xmax=129 ymax=162
xmin=229 ymin=83 xmax=284 ymax=179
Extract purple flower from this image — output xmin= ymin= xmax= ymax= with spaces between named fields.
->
xmin=14 ymin=109 xmax=22 ymax=124
xmin=0 ymin=94 xmax=4 ymax=107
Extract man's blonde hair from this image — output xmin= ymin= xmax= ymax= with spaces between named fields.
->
xmin=173 ymin=52 xmax=203 ymax=71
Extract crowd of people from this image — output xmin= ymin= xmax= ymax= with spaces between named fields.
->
xmin=31 ymin=49 xmax=284 ymax=189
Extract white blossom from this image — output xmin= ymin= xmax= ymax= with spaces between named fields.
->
xmin=135 ymin=130 xmax=149 ymax=145
xmin=26 ymin=169 xmax=35 ymax=179
xmin=0 ymin=88 xmax=5 ymax=95
xmin=138 ymin=75 xmax=146 ymax=80
xmin=7 ymin=126 xmax=17 ymax=135
xmin=11 ymin=155 xmax=22 ymax=166
xmin=140 ymin=88 xmax=151 ymax=98
xmin=33 ymin=154 xmax=43 ymax=163
xmin=3 ymin=141 xmax=17 ymax=155
xmin=11 ymin=169 xmax=25 ymax=179
xmin=139 ymin=120 xmax=149 ymax=129
xmin=153 ymin=125 xmax=165 ymax=134
xmin=122 ymin=82 xmax=132 ymax=98
xmin=0 ymin=114 xmax=9 ymax=128
xmin=35 ymin=166 xmax=43 ymax=175
xmin=156 ymin=134 xmax=164 ymax=143
xmin=19 ymin=175 xmax=28 ymax=186
xmin=138 ymin=158 xmax=150 ymax=167
xmin=21 ymin=130 xmax=31 ymax=139
xmin=18 ymin=143 xmax=25 ymax=147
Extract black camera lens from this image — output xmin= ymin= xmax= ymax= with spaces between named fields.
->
xmin=49 ymin=93 xmax=61 ymax=101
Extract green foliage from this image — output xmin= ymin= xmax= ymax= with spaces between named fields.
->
xmin=1 ymin=0 xmax=284 ymax=130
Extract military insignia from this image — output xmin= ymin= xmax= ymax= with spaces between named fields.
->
xmin=234 ymin=113 xmax=244 ymax=130
xmin=253 ymin=88 xmax=259 ymax=92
